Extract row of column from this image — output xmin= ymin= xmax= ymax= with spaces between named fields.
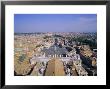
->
xmin=43 ymin=53 xmax=68 ymax=58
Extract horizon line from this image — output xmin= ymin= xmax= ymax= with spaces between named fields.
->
xmin=14 ymin=32 xmax=97 ymax=33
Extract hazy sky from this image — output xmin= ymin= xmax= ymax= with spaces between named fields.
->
xmin=14 ymin=14 xmax=97 ymax=33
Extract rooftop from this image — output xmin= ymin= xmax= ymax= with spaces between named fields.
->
xmin=45 ymin=58 xmax=65 ymax=76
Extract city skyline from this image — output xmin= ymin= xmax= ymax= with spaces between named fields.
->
xmin=14 ymin=14 xmax=97 ymax=33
